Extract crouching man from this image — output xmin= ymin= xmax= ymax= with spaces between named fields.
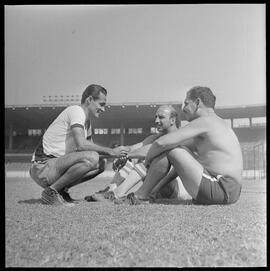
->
xmin=29 ymin=84 xmax=129 ymax=206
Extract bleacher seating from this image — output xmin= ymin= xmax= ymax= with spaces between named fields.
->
xmin=5 ymin=123 xmax=266 ymax=181
xmin=234 ymin=127 xmax=266 ymax=143
xmin=5 ymin=136 xmax=41 ymax=153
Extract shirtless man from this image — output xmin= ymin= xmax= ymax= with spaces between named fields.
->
xmin=126 ymin=86 xmax=243 ymax=205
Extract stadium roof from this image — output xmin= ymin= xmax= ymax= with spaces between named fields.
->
xmin=5 ymin=102 xmax=182 ymax=130
xmin=5 ymin=103 xmax=266 ymax=130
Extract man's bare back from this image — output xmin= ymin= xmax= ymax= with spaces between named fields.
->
xmin=192 ymin=115 xmax=243 ymax=183
xmin=127 ymin=86 xmax=243 ymax=205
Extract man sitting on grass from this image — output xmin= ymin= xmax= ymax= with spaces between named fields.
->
xmin=29 ymin=84 xmax=129 ymax=206
xmin=85 ymin=105 xmax=191 ymax=202
xmin=123 ymin=86 xmax=243 ymax=205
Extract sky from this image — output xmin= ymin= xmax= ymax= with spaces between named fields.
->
xmin=5 ymin=4 xmax=266 ymax=107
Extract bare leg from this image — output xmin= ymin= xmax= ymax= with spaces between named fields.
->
xmin=64 ymin=168 xmax=103 ymax=190
xmin=46 ymin=151 xmax=99 ymax=183
xmin=167 ymin=147 xmax=204 ymax=199
xmin=49 ymin=151 xmax=99 ymax=192
xmin=134 ymin=153 xmax=170 ymax=199
xmin=149 ymin=167 xmax=178 ymax=198
xmin=66 ymin=159 xmax=106 ymax=189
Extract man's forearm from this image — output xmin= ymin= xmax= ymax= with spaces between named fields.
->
xmin=76 ymin=141 xmax=115 ymax=157
xmin=145 ymin=141 xmax=165 ymax=164
xmin=128 ymin=144 xmax=152 ymax=159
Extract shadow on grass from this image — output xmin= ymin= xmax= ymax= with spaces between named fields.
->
xmin=18 ymin=198 xmax=44 ymax=204
xmin=152 ymin=198 xmax=194 ymax=205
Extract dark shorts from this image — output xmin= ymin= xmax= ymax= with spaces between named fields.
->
xmin=193 ymin=169 xmax=242 ymax=205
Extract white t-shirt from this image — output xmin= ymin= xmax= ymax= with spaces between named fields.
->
xmin=41 ymin=105 xmax=91 ymax=157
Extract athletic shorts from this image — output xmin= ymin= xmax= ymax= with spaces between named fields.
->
xmin=193 ymin=169 xmax=242 ymax=205
xmin=29 ymin=159 xmax=58 ymax=188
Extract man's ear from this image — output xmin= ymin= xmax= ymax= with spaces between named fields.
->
xmin=87 ymin=96 xmax=93 ymax=104
xmin=195 ymin=98 xmax=201 ymax=106
xmin=170 ymin=117 xmax=176 ymax=127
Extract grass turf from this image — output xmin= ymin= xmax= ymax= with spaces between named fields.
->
xmin=5 ymin=175 xmax=266 ymax=267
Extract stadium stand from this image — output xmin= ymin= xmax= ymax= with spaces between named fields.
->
xmin=5 ymin=103 xmax=266 ymax=180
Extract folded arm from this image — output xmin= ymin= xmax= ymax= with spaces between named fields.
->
xmin=126 ymin=134 xmax=162 ymax=159
xmin=127 ymin=144 xmax=153 ymax=159
xmin=145 ymin=118 xmax=208 ymax=166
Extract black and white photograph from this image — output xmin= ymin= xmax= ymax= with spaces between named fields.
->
xmin=5 ymin=4 xmax=266 ymax=267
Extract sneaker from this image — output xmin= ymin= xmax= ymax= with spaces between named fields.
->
xmin=96 ymin=186 xmax=110 ymax=194
xmin=113 ymin=195 xmax=130 ymax=205
xmin=127 ymin=193 xmax=150 ymax=205
xmin=104 ymin=191 xmax=117 ymax=200
xmin=59 ymin=188 xmax=80 ymax=203
xmin=87 ymin=191 xmax=116 ymax=202
xmin=84 ymin=194 xmax=96 ymax=202
xmin=84 ymin=186 xmax=112 ymax=201
xmin=41 ymin=187 xmax=75 ymax=206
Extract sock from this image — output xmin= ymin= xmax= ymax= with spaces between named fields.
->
xmin=110 ymin=160 xmax=135 ymax=186
xmin=114 ymin=163 xmax=147 ymax=198
xmin=108 ymin=183 xmax=117 ymax=191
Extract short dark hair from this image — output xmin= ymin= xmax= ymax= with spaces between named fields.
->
xmin=81 ymin=84 xmax=107 ymax=104
xmin=187 ymin=86 xmax=216 ymax=108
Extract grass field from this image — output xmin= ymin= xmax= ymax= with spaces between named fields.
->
xmin=5 ymin=174 xmax=266 ymax=267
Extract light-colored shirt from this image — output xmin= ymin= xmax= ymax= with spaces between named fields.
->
xmin=42 ymin=105 xmax=91 ymax=157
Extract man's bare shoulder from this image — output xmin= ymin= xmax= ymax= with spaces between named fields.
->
xmin=188 ymin=114 xmax=225 ymax=128
xmin=142 ymin=133 xmax=164 ymax=145
xmin=181 ymin=116 xmax=211 ymax=131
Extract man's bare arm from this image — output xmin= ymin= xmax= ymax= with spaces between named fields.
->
xmin=180 ymin=138 xmax=196 ymax=153
xmin=72 ymin=126 xmax=129 ymax=157
xmin=145 ymin=118 xmax=208 ymax=165
xmin=127 ymin=144 xmax=152 ymax=159
xmin=125 ymin=134 xmax=163 ymax=159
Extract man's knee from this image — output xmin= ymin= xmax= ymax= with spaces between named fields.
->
xmin=167 ymin=147 xmax=191 ymax=161
xmin=80 ymin=151 xmax=100 ymax=169
xmin=151 ymin=155 xmax=170 ymax=174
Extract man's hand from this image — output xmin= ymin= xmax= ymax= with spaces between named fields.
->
xmin=112 ymin=156 xmax=129 ymax=172
xmin=113 ymin=146 xmax=131 ymax=157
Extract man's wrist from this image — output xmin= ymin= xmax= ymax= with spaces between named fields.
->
xmin=109 ymin=149 xmax=116 ymax=157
